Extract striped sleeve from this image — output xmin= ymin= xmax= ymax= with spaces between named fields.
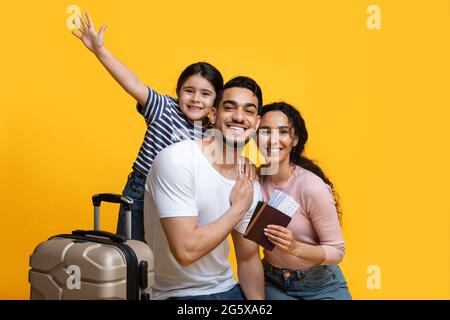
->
xmin=136 ymin=86 xmax=173 ymax=124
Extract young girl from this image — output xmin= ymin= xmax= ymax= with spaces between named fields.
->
xmin=71 ymin=12 xmax=223 ymax=241
xmin=257 ymin=102 xmax=351 ymax=300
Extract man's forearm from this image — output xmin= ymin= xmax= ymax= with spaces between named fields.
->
xmin=237 ymin=254 xmax=265 ymax=300
xmin=167 ymin=206 xmax=245 ymax=266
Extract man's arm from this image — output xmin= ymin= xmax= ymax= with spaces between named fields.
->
xmin=160 ymin=175 xmax=254 ymax=267
xmin=231 ymin=229 xmax=264 ymax=300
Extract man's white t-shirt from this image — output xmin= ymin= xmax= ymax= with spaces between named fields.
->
xmin=144 ymin=140 xmax=262 ymax=300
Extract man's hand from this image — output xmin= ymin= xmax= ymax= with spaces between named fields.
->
xmin=71 ymin=12 xmax=107 ymax=55
xmin=229 ymin=174 xmax=253 ymax=216
xmin=243 ymin=160 xmax=257 ymax=182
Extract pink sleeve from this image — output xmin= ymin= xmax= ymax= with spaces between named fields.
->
xmin=303 ymin=180 xmax=345 ymax=265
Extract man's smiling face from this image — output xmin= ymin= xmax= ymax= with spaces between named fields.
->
xmin=210 ymin=87 xmax=261 ymax=148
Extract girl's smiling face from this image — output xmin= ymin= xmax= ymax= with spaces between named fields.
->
xmin=178 ymin=74 xmax=216 ymax=122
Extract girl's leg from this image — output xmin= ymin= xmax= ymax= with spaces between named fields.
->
xmin=116 ymin=171 xmax=146 ymax=241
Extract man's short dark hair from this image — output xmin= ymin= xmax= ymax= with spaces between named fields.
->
xmin=214 ymin=76 xmax=263 ymax=115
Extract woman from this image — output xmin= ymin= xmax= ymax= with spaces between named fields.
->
xmin=257 ymin=102 xmax=351 ymax=300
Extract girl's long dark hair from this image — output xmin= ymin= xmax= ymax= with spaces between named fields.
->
xmin=261 ymin=102 xmax=342 ymax=223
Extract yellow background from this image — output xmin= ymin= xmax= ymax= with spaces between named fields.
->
xmin=1 ymin=0 xmax=449 ymax=299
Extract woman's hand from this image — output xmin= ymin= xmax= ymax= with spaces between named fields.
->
xmin=264 ymin=225 xmax=298 ymax=255
xmin=71 ymin=12 xmax=107 ymax=54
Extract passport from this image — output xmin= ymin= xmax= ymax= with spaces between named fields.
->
xmin=244 ymin=201 xmax=293 ymax=251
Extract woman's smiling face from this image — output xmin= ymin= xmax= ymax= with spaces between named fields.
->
xmin=258 ymin=110 xmax=298 ymax=165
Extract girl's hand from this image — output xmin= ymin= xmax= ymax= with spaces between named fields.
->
xmin=264 ymin=225 xmax=297 ymax=255
xmin=71 ymin=12 xmax=107 ymax=54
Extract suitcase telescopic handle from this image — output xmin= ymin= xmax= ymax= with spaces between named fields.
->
xmin=71 ymin=230 xmax=126 ymax=243
xmin=92 ymin=193 xmax=134 ymax=209
xmin=92 ymin=193 xmax=134 ymax=240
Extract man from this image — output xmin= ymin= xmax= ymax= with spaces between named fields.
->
xmin=144 ymin=76 xmax=264 ymax=300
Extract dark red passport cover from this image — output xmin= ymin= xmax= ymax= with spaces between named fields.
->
xmin=244 ymin=201 xmax=292 ymax=251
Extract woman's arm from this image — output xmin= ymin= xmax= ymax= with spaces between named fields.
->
xmin=264 ymin=225 xmax=326 ymax=264
xmin=71 ymin=12 xmax=148 ymax=106
xmin=264 ymin=181 xmax=345 ymax=265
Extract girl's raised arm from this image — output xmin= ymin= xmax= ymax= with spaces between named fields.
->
xmin=72 ymin=12 xmax=148 ymax=106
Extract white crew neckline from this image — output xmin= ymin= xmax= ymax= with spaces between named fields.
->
xmin=192 ymin=140 xmax=238 ymax=185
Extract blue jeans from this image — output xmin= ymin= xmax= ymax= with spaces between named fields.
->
xmin=167 ymin=284 xmax=245 ymax=300
xmin=263 ymin=260 xmax=352 ymax=300
xmin=116 ymin=170 xmax=146 ymax=241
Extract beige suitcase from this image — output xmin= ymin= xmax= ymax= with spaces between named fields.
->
xmin=29 ymin=194 xmax=154 ymax=300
